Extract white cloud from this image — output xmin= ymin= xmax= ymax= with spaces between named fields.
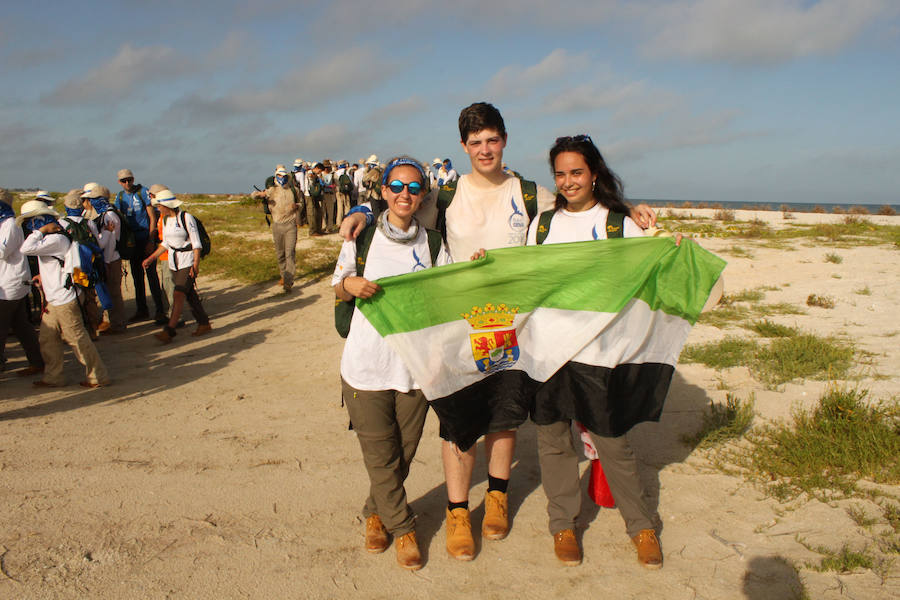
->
xmin=486 ymin=49 xmax=591 ymax=98
xmin=41 ymin=44 xmax=191 ymax=105
xmin=639 ymin=0 xmax=897 ymax=64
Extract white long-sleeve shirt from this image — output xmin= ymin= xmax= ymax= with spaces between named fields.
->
xmin=0 ymin=216 xmax=32 ymax=301
xmin=96 ymin=210 xmax=121 ymax=263
xmin=20 ymin=230 xmax=76 ymax=306
xmin=161 ymin=211 xmax=202 ymax=271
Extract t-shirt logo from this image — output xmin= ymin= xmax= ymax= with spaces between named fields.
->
xmin=411 ymin=248 xmax=427 ymax=271
xmin=507 ymin=196 xmax=527 ymax=232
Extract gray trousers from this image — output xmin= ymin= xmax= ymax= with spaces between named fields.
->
xmin=271 ymin=221 xmax=297 ymax=289
xmin=322 ymin=192 xmax=336 ymax=230
xmin=342 ymin=379 xmax=428 ymax=536
xmin=0 ymin=296 xmax=43 ymax=369
xmin=537 ymin=421 xmax=658 ymax=538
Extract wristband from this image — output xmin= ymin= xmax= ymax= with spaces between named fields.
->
xmin=345 ymin=205 xmax=373 ymax=226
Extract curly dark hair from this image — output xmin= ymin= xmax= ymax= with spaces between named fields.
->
xmin=549 ymin=135 xmax=630 ymax=214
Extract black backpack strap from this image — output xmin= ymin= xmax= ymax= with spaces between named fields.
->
xmin=354 ymin=225 xmax=377 ymax=278
xmin=535 ymin=209 xmax=555 ymax=245
xmin=606 ymin=211 xmax=626 ymax=239
xmin=425 ymin=228 xmax=443 ymax=265
xmin=519 ymin=178 xmax=538 ymax=221
xmin=435 ymin=180 xmax=458 ymax=241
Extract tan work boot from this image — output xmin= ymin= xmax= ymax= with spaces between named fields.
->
xmin=632 ymin=529 xmax=663 ymax=570
xmin=365 ymin=514 xmax=389 ymax=554
xmin=395 ymin=531 xmax=423 ymax=571
xmin=482 ymin=490 xmax=509 ymax=540
xmin=553 ymin=529 xmax=582 ymax=566
xmin=445 ymin=508 xmax=475 ymax=561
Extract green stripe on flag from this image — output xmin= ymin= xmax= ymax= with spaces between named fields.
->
xmin=358 ymin=237 xmax=725 ymax=336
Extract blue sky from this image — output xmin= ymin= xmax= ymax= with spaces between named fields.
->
xmin=2 ymin=0 xmax=898 ymax=204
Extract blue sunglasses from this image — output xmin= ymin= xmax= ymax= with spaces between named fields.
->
xmin=386 ymin=180 xmax=423 ymax=195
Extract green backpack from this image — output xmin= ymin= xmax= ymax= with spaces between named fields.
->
xmin=534 ymin=208 xmax=625 ymax=245
xmin=435 ymin=177 xmax=538 ymax=240
xmin=334 ymin=226 xmax=443 ymax=338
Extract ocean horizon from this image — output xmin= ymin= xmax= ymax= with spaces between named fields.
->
xmin=637 ymin=199 xmax=900 ymax=214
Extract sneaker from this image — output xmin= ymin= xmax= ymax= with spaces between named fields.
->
xmin=127 ymin=312 xmax=150 ymax=324
xmin=96 ymin=321 xmax=111 ymax=333
xmin=192 ymin=324 xmax=213 ymax=337
xmin=553 ymin=529 xmax=582 ymax=566
xmin=482 ymin=490 xmax=509 ymax=540
xmin=445 ymin=508 xmax=475 ymax=561
xmin=155 ymin=328 xmax=175 ymax=344
xmin=365 ymin=515 xmax=389 ymax=554
xmin=79 ymin=380 xmax=110 ymax=389
xmin=631 ymin=529 xmax=663 ymax=570
xmin=395 ymin=531 xmax=423 ymax=571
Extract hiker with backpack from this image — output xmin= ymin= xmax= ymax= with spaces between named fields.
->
xmin=147 ymin=185 xmax=174 ymax=316
xmin=335 ymin=161 xmax=354 ymax=226
xmin=82 ymin=183 xmax=127 ymax=335
xmin=332 ymin=156 xmax=451 ymax=572
xmin=114 ymin=169 xmax=166 ymax=325
xmin=251 ymin=165 xmax=302 ymax=292
xmin=60 ymin=189 xmax=105 ymax=339
xmin=340 ymin=102 xmax=658 ymax=562
xmin=0 ymin=188 xmax=44 ymax=377
xmin=142 ymin=190 xmax=212 ymax=344
xmin=17 ymin=200 xmax=109 ymax=388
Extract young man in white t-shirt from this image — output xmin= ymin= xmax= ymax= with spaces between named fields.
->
xmin=340 ymin=102 xmax=656 ymax=561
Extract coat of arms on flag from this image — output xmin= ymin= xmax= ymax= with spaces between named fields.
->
xmin=462 ymin=303 xmax=520 ymax=374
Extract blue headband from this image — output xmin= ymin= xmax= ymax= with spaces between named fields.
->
xmin=381 ymin=158 xmax=427 ymax=186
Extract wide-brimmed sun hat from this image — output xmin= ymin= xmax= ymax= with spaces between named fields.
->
xmin=16 ymin=199 xmax=60 ymax=226
xmin=154 ymin=189 xmax=183 ymax=209
xmin=81 ymin=182 xmax=110 ymax=199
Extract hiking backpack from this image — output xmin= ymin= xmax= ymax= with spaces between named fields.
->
xmin=534 ymin=209 xmax=626 ymax=245
xmin=334 ymin=226 xmax=443 ymax=338
xmin=175 ymin=211 xmax=212 ymax=259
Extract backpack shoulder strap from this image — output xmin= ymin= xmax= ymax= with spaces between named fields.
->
xmin=425 ymin=228 xmax=443 ymax=265
xmin=354 ymin=225 xmax=377 ymax=278
xmin=535 ymin=209 xmax=555 ymax=245
xmin=606 ymin=211 xmax=626 ymax=239
xmin=435 ymin=179 xmax=458 ymax=240
xmin=518 ymin=178 xmax=538 ymax=221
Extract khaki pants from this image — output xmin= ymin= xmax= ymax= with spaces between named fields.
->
xmin=537 ymin=421 xmax=658 ymax=538
xmin=341 ymin=379 xmax=428 ymax=536
xmin=322 ymin=192 xmax=336 ymax=230
xmin=271 ymin=221 xmax=297 ymax=289
xmin=158 ymin=258 xmax=174 ymax=311
xmin=39 ymin=300 xmax=109 ymax=386
xmin=335 ymin=191 xmax=351 ymax=225
xmin=105 ymin=259 xmax=126 ymax=330
xmin=306 ymin=195 xmax=322 ymax=235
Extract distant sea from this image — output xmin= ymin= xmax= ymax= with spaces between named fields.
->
xmin=637 ymin=199 xmax=900 ymax=214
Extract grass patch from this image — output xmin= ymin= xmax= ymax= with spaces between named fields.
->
xmin=749 ymin=386 xmax=900 ymax=499
xmin=807 ymin=294 xmax=836 ymax=309
xmin=754 ymin=334 xmax=853 ymax=385
xmin=824 ymin=252 xmax=843 ymax=264
xmin=680 ymin=337 xmax=760 ymax=369
xmin=203 ymin=234 xmax=340 ymax=284
xmin=699 ymin=300 xmax=805 ymax=329
xmin=745 ymin=319 xmax=799 ymax=338
xmin=682 ymin=393 xmax=754 ymax=449
xmin=847 ymin=505 xmax=878 ymax=528
xmin=806 ymin=543 xmax=874 ymax=573
xmin=756 ymin=302 xmax=805 ymax=316
xmin=722 ymin=289 xmax=766 ymax=303
xmin=855 ymin=286 xmax=872 ymax=296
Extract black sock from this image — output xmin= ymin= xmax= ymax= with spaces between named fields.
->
xmin=488 ymin=475 xmax=509 ymax=494
xmin=448 ymin=500 xmax=469 ymax=512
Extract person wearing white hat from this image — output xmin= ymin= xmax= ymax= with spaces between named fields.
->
xmin=429 ymin=158 xmax=442 ymax=189
xmin=82 ymin=183 xmax=128 ymax=334
xmin=142 ymin=190 xmax=211 ymax=343
xmin=335 ymin=161 xmax=353 ymax=226
xmin=18 ymin=200 xmax=109 ymax=388
xmin=35 ymin=190 xmax=55 ymax=206
xmin=360 ymin=155 xmax=383 ymax=208
xmin=147 ymin=185 xmax=174 ymax=315
xmin=291 ymin=159 xmax=309 ymax=227
xmin=60 ymin=189 xmax=103 ymax=338
xmin=0 ymin=189 xmax=44 ymax=376
xmin=251 ymin=165 xmax=302 ymax=292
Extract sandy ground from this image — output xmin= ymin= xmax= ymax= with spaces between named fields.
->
xmin=1 ymin=215 xmax=898 ymax=600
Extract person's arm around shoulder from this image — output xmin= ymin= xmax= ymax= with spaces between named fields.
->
xmin=535 ymin=185 xmax=556 ymax=213
xmin=628 ymin=203 xmax=657 ymax=229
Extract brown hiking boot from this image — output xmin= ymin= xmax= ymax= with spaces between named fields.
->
xmin=365 ymin=515 xmax=389 ymax=554
xmin=96 ymin=321 xmax=111 ymax=333
xmin=632 ymin=529 xmax=663 ymax=570
xmin=154 ymin=328 xmax=174 ymax=344
xmin=445 ymin=508 xmax=475 ymax=561
xmin=553 ymin=529 xmax=582 ymax=566
xmin=482 ymin=490 xmax=509 ymax=540
xmin=192 ymin=324 xmax=212 ymax=337
xmin=395 ymin=531 xmax=422 ymax=571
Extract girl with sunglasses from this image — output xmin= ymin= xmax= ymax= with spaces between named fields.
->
xmin=525 ymin=135 xmax=663 ymax=569
xmin=332 ymin=156 xmax=451 ymax=571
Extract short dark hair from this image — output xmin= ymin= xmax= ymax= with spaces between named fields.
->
xmin=458 ymin=102 xmax=507 ymax=143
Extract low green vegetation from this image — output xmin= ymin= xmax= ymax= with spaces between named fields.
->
xmin=805 ymin=543 xmax=874 ymax=573
xmin=682 ymin=393 xmax=754 ymax=449
xmin=745 ymin=319 xmax=799 ymax=338
xmin=824 ymin=252 xmax=843 ymax=264
xmin=681 ymin=336 xmax=759 ymax=369
xmin=855 ymin=286 xmax=872 ymax=296
xmin=699 ymin=298 xmax=805 ymax=329
xmin=806 ymin=294 xmax=836 ymax=309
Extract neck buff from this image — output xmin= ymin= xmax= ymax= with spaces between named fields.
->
xmin=65 ymin=207 xmax=83 ymax=217
xmin=376 ymin=209 xmax=419 ymax=244
xmin=89 ymin=197 xmax=111 ymax=214
xmin=275 ymin=175 xmax=287 ymax=186
xmin=0 ymin=203 xmax=14 ymax=220
xmin=26 ymin=214 xmax=57 ymax=232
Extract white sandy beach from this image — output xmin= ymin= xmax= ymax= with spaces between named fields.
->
xmin=0 ymin=212 xmax=897 ymax=599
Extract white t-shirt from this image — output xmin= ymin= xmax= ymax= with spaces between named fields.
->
xmin=442 ymin=174 xmax=555 ymax=261
xmin=526 ymin=203 xmax=643 ymax=245
xmin=161 ymin=211 xmax=202 ymax=271
xmin=354 ymin=167 xmax=366 ymax=193
xmin=96 ymin=210 xmax=121 ymax=263
xmin=0 ymin=216 xmax=32 ymax=301
xmin=20 ymin=231 xmax=76 ymax=306
xmin=332 ymin=226 xmax=452 ymax=391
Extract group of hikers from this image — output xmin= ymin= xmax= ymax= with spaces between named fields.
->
xmin=330 ymin=102 xmax=669 ymax=572
xmin=0 ymin=173 xmax=211 ymax=388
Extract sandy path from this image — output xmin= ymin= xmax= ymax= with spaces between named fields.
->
xmin=0 ymin=223 xmax=897 ymax=599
